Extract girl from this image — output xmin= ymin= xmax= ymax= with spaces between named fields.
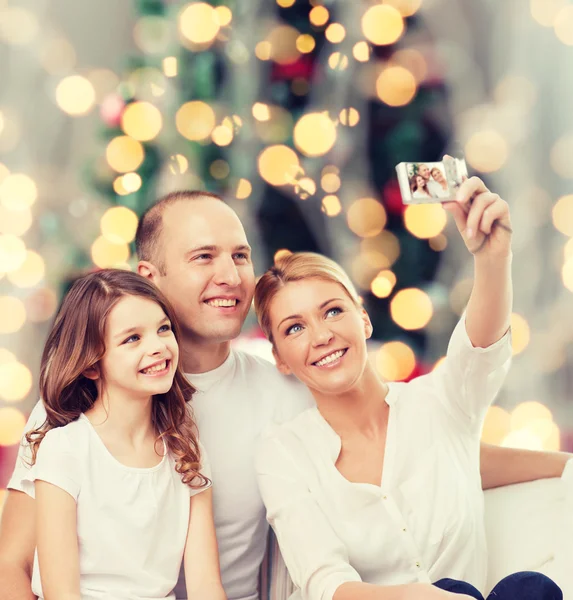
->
xmin=410 ymin=174 xmax=432 ymax=199
xmin=23 ymin=269 xmax=226 ymax=600
xmin=253 ymin=176 xmax=562 ymax=600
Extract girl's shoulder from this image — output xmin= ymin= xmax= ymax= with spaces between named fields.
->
xmin=40 ymin=416 xmax=90 ymax=455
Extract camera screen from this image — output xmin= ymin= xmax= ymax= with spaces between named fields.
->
xmin=406 ymin=162 xmax=451 ymax=201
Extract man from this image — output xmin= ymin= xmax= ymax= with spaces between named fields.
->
xmin=1 ymin=190 xmax=570 ymax=600
xmin=417 ymin=163 xmax=443 ymax=198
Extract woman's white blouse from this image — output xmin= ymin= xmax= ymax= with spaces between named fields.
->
xmin=256 ymin=318 xmax=512 ymax=600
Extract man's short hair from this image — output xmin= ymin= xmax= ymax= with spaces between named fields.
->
xmin=135 ymin=190 xmax=223 ymax=274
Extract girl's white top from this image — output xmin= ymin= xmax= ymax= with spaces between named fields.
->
xmin=23 ymin=414 xmax=211 ymax=600
xmin=256 ymin=317 xmax=513 ymax=600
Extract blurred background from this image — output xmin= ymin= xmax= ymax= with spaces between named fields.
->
xmin=1 ymin=0 xmax=573 ymax=501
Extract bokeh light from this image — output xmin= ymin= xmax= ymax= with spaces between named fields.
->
xmin=554 ymin=6 xmax=573 ymax=45
xmin=0 ymin=234 xmax=27 ymax=273
xmin=168 ymin=154 xmax=189 ymax=175
xmin=552 ymin=195 xmax=573 ymax=236
xmin=321 ymin=195 xmax=342 ymax=217
xmin=91 ymin=236 xmax=130 ymax=268
xmin=0 ymin=7 xmax=39 ymax=46
xmin=236 ymin=179 xmax=252 ymax=200
xmin=339 ymin=107 xmax=360 ymax=127
xmin=384 ymin=0 xmax=423 ymax=17
xmin=376 ymin=341 xmax=416 ymax=381
xmin=121 ymin=101 xmax=163 ymax=141
xmin=0 ymin=206 xmax=32 ymax=236
xmin=511 ymin=313 xmax=530 ymax=355
xmin=106 ymin=136 xmax=145 ymax=173
xmin=309 ymin=6 xmax=329 ymax=26
xmin=353 ymin=41 xmax=370 ymax=62
xmin=7 ymin=251 xmax=45 ymax=288
xmin=404 ymin=204 xmax=447 ymax=239
xmin=0 ymin=407 xmax=26 ymax=446
xmin=267 ymin=25 xmax=301 ymax=65
xmin=176 ymin=101 xmax=216 ymax=141
xmin=321 ymin=173 xmax=341 ymax=193
xmin=328 ymin=52 xmax=349 ymax=71
xmin=212 ymin=124 xmax=234 ymax=146
xmin=530 ymin=0 xmax=566 ymax=27
xmin=481 ymin=406 xmax=511 ymax=445
xmin=376 ymin=66 xmax=417 ymax=107
xmin=179 ymin=2 xmax=220 ymax=46
xmin=361 ymin=232 xmax=401 ymax=269
xmin=101 ymin=207 xmax=139 ymax=244
xmin=296 ymin=34 xmax=315 ymax=54
xmin=0 ymin=297 xmax=26 ymax=333
xmin=371 ymin=270 xmax=397 ymax=298
xmin=0 ymin=173 xmax=38 ymax=210
xmin=55 ymin=75 xmax=96 ymax=116
xmin=390 ymin=288 xmax=433 ymax=330
xmin=258 ymin=145 xmax=300 ymax=186
xmin=550 ymin=134 xmax=573 ymax=178
xmin=325 ymin=23 xmax=346 ymax=44
xmin=163 ymin=56 xmax=178 ymax=77
xmin=347 ymin=198 xmax=387 ymax=238
xmin=294 ymin=112 xmax=337 ymax=157
xmin=465 ymin=130 xmax=508 ymax=173
xmin=391 ymin=49 xmax=428 ymax=83
xmin=0 ymin=361 xmax=33 ymax=402
xmin=25 ymin=287 xmax=58 ymax=323
xmin=215 ymin=5 xmax=233 ymax=27
xmin=362 ymin=5 xmax=404 ymax=46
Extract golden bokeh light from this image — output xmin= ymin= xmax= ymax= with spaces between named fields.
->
xmin=210 ymin=159 xmax=230 ymax=180
xmin=309 ymin=6 xmax=329 ymax=26
xmin=494 ymin=75 xmax=537 ymax=111
xmin=255 ymin=41 xmax=272 ymax=61
xmin=321 ymin=173 xmax=341 ymax=193
xmin=163 ymin=56 xmax=178 ymax=77
xmin=404 ymin=204 xmax=447 ymax=239
xmin=121 ymin=101 xmax=163 ymax=141
xmin=530 ymin=0 xmax=566 ymax=27
xmin=362 ymin=5 xmax=404 ymax=46
xmin=215 ymin=5 xmax=233 ymax=27
xmin=552 ymin=195 xmax=573 ymax=236
xmin=253 ymin=103 xmax=271 ymax=121
xmin=55 ymin=75 xmax=96 ymax=116
xmin=274 ymin=248 xmax=293 ymax=263
xmin=429 ymin=234 xmax=448 ymax=252
xmin=0 ymin=349 xmax=16 ymax=365
xmin=353 ymin=41 xmax=370 ymax=62
xmin=510 ymin=401 xmax=553 ymax=431
xmin=321 ymin=195 xmax=342 ymax=217
xmin=295 ymin=177 xmax=317 ymax=199
xmin=550 ymin=134 xmax=573 ymax=178
xmin=0 ymin=6 xmax=39 ymax=46
xmin=0 ymin=206 xmax=32 ymax=236
xmin=267 ymin=25 xmax=301 ymax=65
xmin=0 ymin=234 xmax=27 ymax=273
xmin=178 ymin=2 xmax=220 ymax=46
xmin=294 ymin=112 xmax=337 ymax=157
xmin=371 ymin=270 xmax=397 ymax=298
xmin=328 ymin=52 xmax=349 ymax=71
xmin=361 ymin=232 xmax=401 ymax=269
xmin=376 ymin=66 xmax=417 ymax=107
xmin=176 ymin=101 xmax=216 ymax=141
xmin=339 ymin=107 xmax=360 ymax=126
xmin=236 ymin=179 xmax=252 ymax=200
xmin=565 ymin=237 xmax=573 ymax=261
xmin=554 ymin=6 xmax=573 ymax=44
xmin=0 ymin=173 xmax=37 ymax=210
xmin=25 ymin=287 xmax=58 ymax=323
xmin=296 ymin=34 xmax=316 ymax=53
xmin=212 ymin=124 xmax=234 ymax=146
xmin=325 ymin=23 xmax=346 ymax=43
xmin=383 ymin=0 xmax=423 ymax=17
xmin=481 ymin=406 xmax=511 ymax=445
xmin=0 ymin=361 xmax=32 ymax=402
xmin=0 ymin=296 xmax=26 ymax=334
xmin=7 ymin=251 xmax=45 ymax=288
xmin=510 ymin=313 xmax=530 ymax=355
xmin=347 ymin=197 xmax=387 ymax=238
xmin=106 ymin=136 xmax=145 ymax=173
xmin=502 ymin=430 xmax=543 ymax=451
xmin=258 ymin=145 xmax=300 ymax=186
xmin=561 ymin=257 xmax=573 ymax=292
xmin=101 ymin=206 xmax=139 ymax=244
xmin=376 ymin=341 xmax=416 ymax=381
xmin=277 ymin=0 xmax=296 ymax=6
xmin=168 ymin=154 xmax=189 ymax=175
xmin=390 ymin=288 xmax=433 ymax=330
xmin=40 ymin=36 xmax=76 ymax=74
xmin=391 ymin=49 xmax=428 ymax=83
xmin=0 ymin=407 xmax=26 ymax=446
xmin=465 ymin=130 xmax=508 ymax=173
xmin=91 ymin=236 xmax=130 ymax=268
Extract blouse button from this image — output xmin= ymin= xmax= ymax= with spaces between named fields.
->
xmin=415 ymin=562 xmax=421 ymax=568
xmin=402 ymin=527 xmax=407 ymax=532
xmin=383 ymin=495 xmax=387 ymax=500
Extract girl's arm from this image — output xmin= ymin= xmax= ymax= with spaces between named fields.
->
xmin=184 ymin=487 xmax=226 ymax=600
xmin=36 ymin=481 xmax=81 ymax=600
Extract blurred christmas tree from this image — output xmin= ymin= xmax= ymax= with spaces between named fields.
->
xmin=83 ymin=0 xmax=453 ymax=378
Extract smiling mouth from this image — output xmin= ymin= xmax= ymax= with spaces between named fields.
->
xmin=312 ymin=348 xmax=348 ymax=367
xmin=140 ymin=359 xmax=170 ymax=376
xmin=205 ymin=299 xmax=239 ymax=308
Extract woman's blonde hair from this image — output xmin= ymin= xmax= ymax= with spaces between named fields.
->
xmin=254 ymin=252 xmax=361 ymax=344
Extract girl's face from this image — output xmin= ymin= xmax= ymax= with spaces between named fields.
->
xmin=269 ymin=278 xmax=372 ymax=397
xmin=97 ymin=295 xmax=179 ymax=401
xmin=416 ymin=175 xmax=425 ymax=188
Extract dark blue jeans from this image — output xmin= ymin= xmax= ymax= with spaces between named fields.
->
xmin=434 ymin=572 xmax=562 ymax=599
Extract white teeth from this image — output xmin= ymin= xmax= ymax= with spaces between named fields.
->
xmin=314 ymin=350 xmax=345 ymax=367
xmin=142 ymin=360 xmax=167 ymax=374
xmin=207 ymin=298 xmax=237 ymax=307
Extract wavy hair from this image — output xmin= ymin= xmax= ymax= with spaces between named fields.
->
xmin=26 ymin=269 xmax=209 ymax=489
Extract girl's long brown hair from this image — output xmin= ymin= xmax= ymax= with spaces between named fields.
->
xmin=26 ymin=269 xmax=209 ymax=489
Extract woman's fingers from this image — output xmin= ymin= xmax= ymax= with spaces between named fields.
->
xmin=456 ymin=176 xmax=489 ymax=207
xmin=465 ymin=192 xmax=499 ymax=238
xmin=478 ymin=197 xmax=511 ymax=235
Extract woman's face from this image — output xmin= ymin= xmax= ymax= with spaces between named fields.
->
xmin=268 ymin=278 xmax=372 ymax=396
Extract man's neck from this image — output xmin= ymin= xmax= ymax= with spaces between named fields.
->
xmin=181 ymin=338 xmax=232 ymax=374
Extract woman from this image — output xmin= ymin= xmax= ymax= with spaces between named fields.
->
xmin=431 ymin=167 xmax=450 ymax=198
xmin=410 ymin=173 xmax=432 ymax=199
xmin=253 ymin=177 xmax=561 ymax=600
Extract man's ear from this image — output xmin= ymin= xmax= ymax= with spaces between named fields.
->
xmin=361 ymin=308 xmax=373 ymax=340
xmin=83 ymin=365 xmax=100 ymax=381
xmin=137 ymin=261 xmax=160 ymax=283
xmin=272 ymin=346 xmax=292 ymax=376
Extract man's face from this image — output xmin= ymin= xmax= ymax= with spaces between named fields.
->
xmin=418 ymin=164 xmax=430 ymax=180
xmin=143 ymin=199 xmax=256 ymax=347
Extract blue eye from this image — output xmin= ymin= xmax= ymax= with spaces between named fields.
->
xmin=234 ymin=253 xmax=249 ymax=262
xmin=326 ymin=307 xmax=342 ymax=318
xmin=124 ymin=334 xmax=140 ymax=344
xmin=158 ymin=324 xmax=171 ymax=333
xmin=286 ymin=323 xmax=303 ymax=336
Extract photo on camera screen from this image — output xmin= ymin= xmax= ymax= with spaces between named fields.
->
xmin=395 ymin=158 xmax=468 ymax=205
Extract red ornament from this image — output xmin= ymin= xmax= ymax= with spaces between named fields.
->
xmin=100 ymin=94 xmax=125 ymax=128
xmin=382 ymin=179 xmax=406 ymax=216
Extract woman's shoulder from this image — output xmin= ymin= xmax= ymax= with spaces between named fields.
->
xmin=260 ymin=406 xmax=319 ymax=443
